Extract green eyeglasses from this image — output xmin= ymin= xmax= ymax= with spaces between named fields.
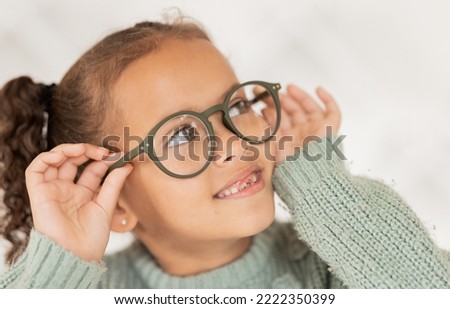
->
xmin=107 ymin=81 xmax=281 ymax=178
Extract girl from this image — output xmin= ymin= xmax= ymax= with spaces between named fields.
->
xmin=0 ymin=18 xmax=449 ymax=288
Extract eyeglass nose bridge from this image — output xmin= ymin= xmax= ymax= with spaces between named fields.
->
xmin=200 ymin=103 xmax=238 ymax=139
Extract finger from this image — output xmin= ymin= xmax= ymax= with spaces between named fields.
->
xmin=95 ymin=164 xmax=133 ymax=219
xmin=279 ymin=104 xmax=292 ymax=130
xmin=316 ymin=86 xmax=341 ymax=115
xmin=50 ymin=143 xmax=109 ymax=160
xmin=279 ymin=92 xmax=308 ymax=124
xmin=261 ymin=107 xmax=277 ymax=128
xmin=266 ymin=97 xmax=292 ymax=130
xmin=55 ymin=155 xmax=90 ymax=182
xmin=25 ymin=151 xmax=66 ymax=188
xmin=43 ymin=165 xmax=59 ymax=182
xmin=29 ymin=144 xmax=109 ymax=185
xmin=256 ymin=86 xmax=292 ymax=131
xmin=53 ymin=144 xmax=109 ymax=180
xmin=57 ymin=146 xmax=109 ymax=181
xmin=316 ymin=86 xmax=341 ymax=132
xmin=252 ymin=86 xmax=274 ymax=106
xmin=287 ymin=85 xmax=324 ymax=120
xmin=76 ymin=153 xmax=120 ymax=192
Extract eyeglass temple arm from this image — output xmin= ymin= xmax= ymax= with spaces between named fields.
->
xmin=251 ymin=82 xmax=281 ymax=103
xmin=104 ymin=142 xmax=144 ymax=177
xmin=251 ymin=90 xmax=270 ymax=103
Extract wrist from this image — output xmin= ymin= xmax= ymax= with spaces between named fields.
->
xmin=274 ymin=135 xmax=347 ymax=188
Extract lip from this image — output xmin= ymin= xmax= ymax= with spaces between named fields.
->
xmin=213 ymin=165 xmax=264 ymax=199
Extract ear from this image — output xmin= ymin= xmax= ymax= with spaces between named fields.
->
xmin=110 ymin=202 xmax=139 ymax=233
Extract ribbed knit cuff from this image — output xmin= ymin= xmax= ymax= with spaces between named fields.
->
xmin=272 ymin=138 xmax=450 ymax=288
xmin=11 ymin=230 xmax=106 ymax=288
xmin=272 ymin=138 xmax=351 ymax=250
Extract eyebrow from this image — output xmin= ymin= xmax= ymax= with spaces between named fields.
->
xmin=174 ymin=82 xmax=240 ymax=113
xmin=218 ymin=82 xmax=239 ymax=102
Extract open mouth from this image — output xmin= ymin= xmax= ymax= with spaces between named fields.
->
xmin=214 ymin=169 xmax=264 ymax=200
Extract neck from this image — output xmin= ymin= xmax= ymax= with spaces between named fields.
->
xmin=136 ymin=230 xmax=252 ymax=276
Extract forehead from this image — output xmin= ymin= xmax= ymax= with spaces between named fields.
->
xmin=113 ymin=39 xmax=238 ymax=138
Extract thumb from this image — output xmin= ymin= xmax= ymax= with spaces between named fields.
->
xmin=262 ymin=107 xmax=277 ymax=128
xmin=95 ymin=164 xmax=133 ymax=219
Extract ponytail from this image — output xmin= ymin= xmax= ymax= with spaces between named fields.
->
xmin=0 ymin=76 xmax=56 ymax=264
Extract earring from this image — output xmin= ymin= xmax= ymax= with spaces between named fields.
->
xmin=120 ymin=218 xmax=127 ymax=226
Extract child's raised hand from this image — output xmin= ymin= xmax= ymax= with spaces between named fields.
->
xmin=262 ymin=84 xmax=341 ymax=165
xmin=25 ymin=143 xmax=133 ymax=262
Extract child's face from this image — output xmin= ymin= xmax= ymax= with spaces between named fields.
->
xmin=113 ymin=39 xmax=276 ymax=245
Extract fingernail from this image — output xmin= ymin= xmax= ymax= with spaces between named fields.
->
xmin=102 ymin=151 xmax=121 ymax=161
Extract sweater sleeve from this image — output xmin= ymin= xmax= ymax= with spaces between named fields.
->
xmin=272 ymin=138 xmax=450 ymax=288
xmin=0 ymin=230 xmax=106 ymax=288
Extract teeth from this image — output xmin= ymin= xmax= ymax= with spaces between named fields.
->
xmin=239 ymin=174 xmax=257 ymax=191
xmin=239 ymin=182 xmax=249 ymax=191
xmin=216 ymin=172 xmax=258 ymax=198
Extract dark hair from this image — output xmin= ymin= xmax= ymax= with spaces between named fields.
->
xmin=0 ymin=18 xmax=210 ymax=264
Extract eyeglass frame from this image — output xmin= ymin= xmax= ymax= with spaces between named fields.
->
xmin=107 ymin=80 xmax=282 ymax=178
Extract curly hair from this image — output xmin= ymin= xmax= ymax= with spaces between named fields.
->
xmin=0 ymin=18 xmax=210 ymax=264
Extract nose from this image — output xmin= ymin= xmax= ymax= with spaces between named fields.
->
xmin=208 ymin=113 xmax=248 ymax=167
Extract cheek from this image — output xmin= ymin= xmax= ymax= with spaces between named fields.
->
xmin=122 ymin=167 xmax=212 ymax=227
xmin=253 ymin=142 xmax=277 ymax=172
xmin=246 ymin=141 xmax=277 ymax=165
xmin=267 ymin=140 xmax=278 ymax=163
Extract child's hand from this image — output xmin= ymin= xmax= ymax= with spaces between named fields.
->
xmin=25 ymin=143 xmax=133 ymax=262
xmin=259 ymin=84 xmax=341 ymax=165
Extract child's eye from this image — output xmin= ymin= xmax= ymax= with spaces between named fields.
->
xmin=228 ymin=99 xmax=252 ymax=118
xmin=166 ymin=125 xmax=199 ymax=148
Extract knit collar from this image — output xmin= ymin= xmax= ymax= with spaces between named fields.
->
xmin=127 ymin=222 xmax=283 ymax=288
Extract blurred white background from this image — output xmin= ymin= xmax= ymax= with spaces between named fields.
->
xmin=1 ymin=0 xmax=449 ymax=271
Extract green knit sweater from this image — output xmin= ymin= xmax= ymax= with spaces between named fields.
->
xmin=1 ymin=140 xmax=449 ymax=288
